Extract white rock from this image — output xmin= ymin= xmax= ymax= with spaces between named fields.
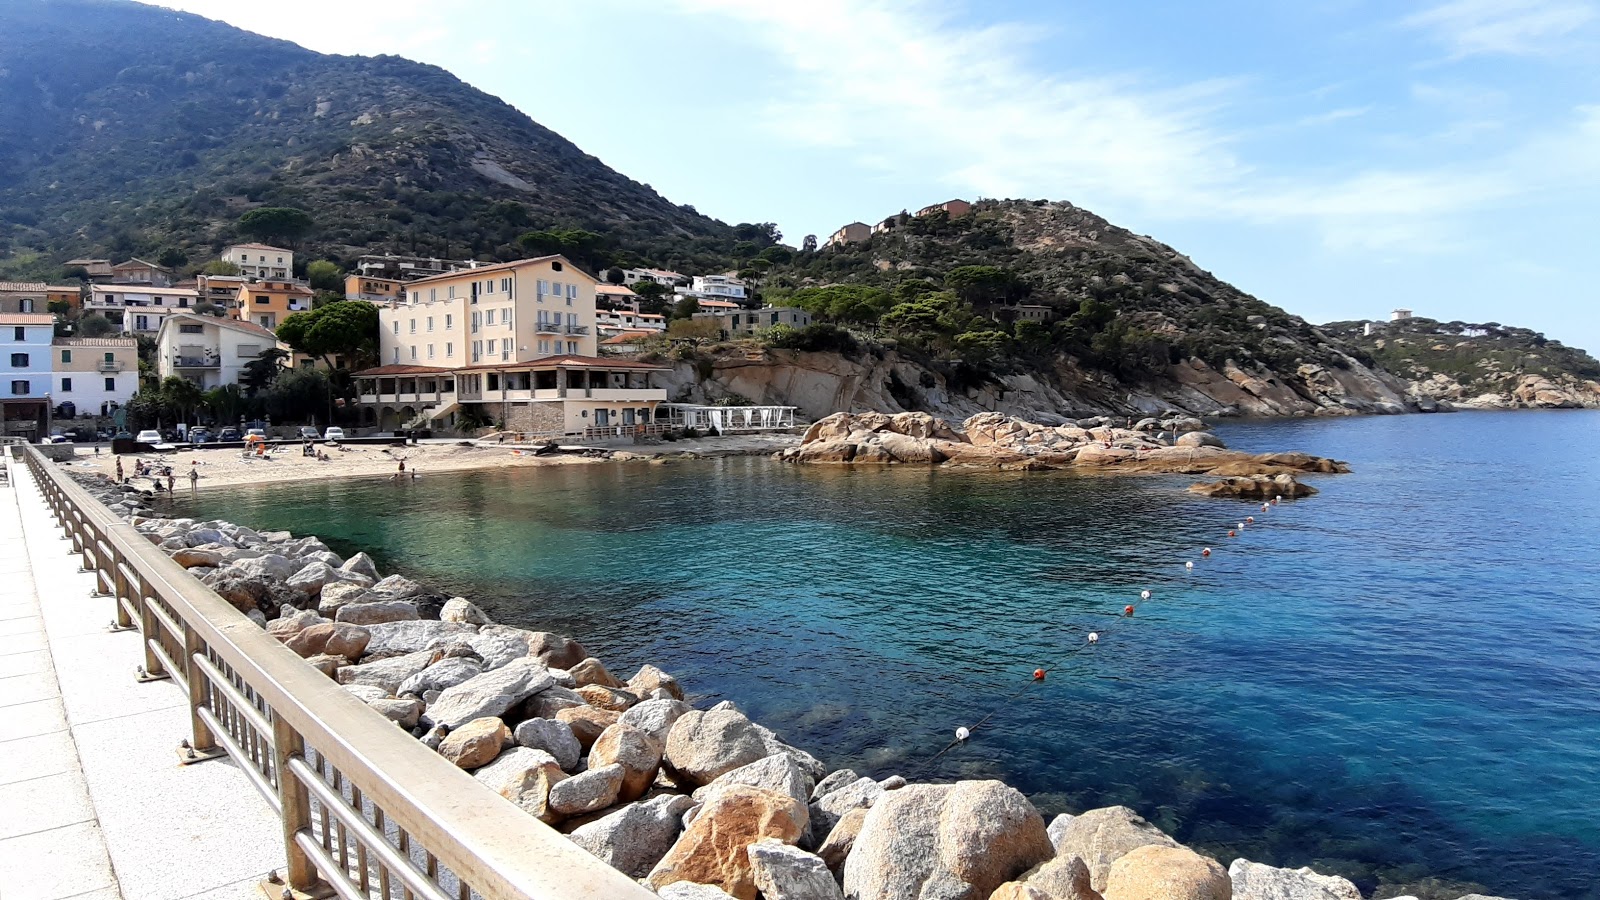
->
xmin=747 ymin=839 xmax=845 ymax=900
xmin=567 ymin=793 xmax=696 ymax=878
xmin=1228 ymin=859 xmax=1362 ymax=900
xmin=424 ymin=658 xmax=554 ymax=729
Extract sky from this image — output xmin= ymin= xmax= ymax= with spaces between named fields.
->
xmin=154 ymin=0 xmax=1600 ymax=351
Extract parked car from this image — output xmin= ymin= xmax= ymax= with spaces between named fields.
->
xmin=135 ymin=430 xmax=162 ymax=444
xmin=323 ymin=427 xmax=346 ymax=442
xmin=189 ymin=429 xmax=212 ymax=445
xmin=46 ymin=432 xmax=69 ymax=444
xmin=298 ymin=426 xmax=320 ymax=440
xmin=217 ymin=427 xmax=240 ymax=442
xmin=245 ymin=428 xmax=266 ymax=440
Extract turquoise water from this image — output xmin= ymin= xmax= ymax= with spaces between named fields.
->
xmin=180 ymin=410 xmax=1600 ymax=899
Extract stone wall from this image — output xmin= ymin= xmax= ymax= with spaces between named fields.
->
xmin=503 ymin=401 xmax=565 ymax=434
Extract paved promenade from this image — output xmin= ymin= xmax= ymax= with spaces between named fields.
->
xmin=0 ymin=455 xmax=283 ymax=900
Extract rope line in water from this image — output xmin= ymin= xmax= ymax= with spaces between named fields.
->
xmin=907 ymin=497 xmax=1287 ymax=779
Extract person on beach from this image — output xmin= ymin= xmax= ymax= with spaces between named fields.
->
xmin=189 ymin=467 xmax=199 ymax=490
xmin=397 ymin=458 xmax=406 ymax=473
xmin=166 ymin=473 xmax=175 ymax=494
xmin=115 ymin=458 xmax=123 ymax=482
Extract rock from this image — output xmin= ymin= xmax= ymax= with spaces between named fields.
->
xmin=234 ymin=553 xmax=296 ymax=583
xmin=1176 ymin=431 xmax=1226 ymax=449
xmin=574 ymin=683 xmax=639 ymax=712
xmin=991 ymin=885 xmax=1053 ymax=900
xmin=878 ymin=775 xmax=906 ymax=791
xmin=1047 ymin=813 xmax=1075 ymax=849
xmin=1188 ymin=474 xmax=1317 ymax=500
xmin=437 ymin=716 xmax=510 ymax=769
xmin=843 ymin=780 xmax=1053 ymax=900
xmin=567 ymin=793 xmax=696 ymax=878
xmin=397 ymin=657 xmax=483 ymax=698
xmin=523 ymin=684 xmax=588 ymax=720
xmin=620 ymin=698 xmax=689 ymax=744
xmin=472 ymin=744 xmax=563 ymax=797
xmin=556 ymin=705 xmax=622 ymax=750
xmin=627 ymin=663 xmax=685 ymax=700
xmin=513 ymin=717 xmax=582 ymax=771
xmin=1227 ymin=859 xmax=1360 ymax=900
xmin=694 ymin=753 xmax=812 ymax=811
xmin=658 ymin=884 xmax=738 ymax=900
xmin=568 ymin=656 xmax=622 ymax=688
xmin=547 ymin=762 xmax=626 ymax=817
xmin=665 ymin=705 xmax=823 ymax=787
xmin=468 ymin=630 xmax=533 ymax=670
xmin=646 ymin=785 xmax=809 ymax=899
xmin=368 ymin=573 xmax=427 ymax=599
xmin=171 ymin=547 xmax=223 ymax=568
xmin=816 ymin=806 xmax=866 ymax=873
xmin=361 ymin=620 xmax=476 ymax=657
xmin=809 ymin=776 xmax=882 ymax=843
xmin=811 ymin=769 xmax=861 ymax=801
xmin=283 ymin=621 xmax=337 ymax=657
xmin=1051 ymin=806 xmax=1180 ymax=892
xmin=368 ymin=698 xmax=423 ymax=728
xmin=267 ymin=609 xmax=325 ymax=641
xmin=424 ymin=658 xmax=555 ymax=729
xmin=588 ymin=723 xmax=664 ymax=803
xmin=1102 ymin=845 xmax=1229 ymax=900
xmin=525 ymin=631 xmax=590 ymax=669
xmin=335 ymin=600 xmax=420 ymax=626
xmin=323 ymin=622 xmax=371 ymax=659
xmin=286 ymin=562 xmax=339 ymax=597
xmin=304 ymin=653 xmax=343 ymax=676
xmin=1023 ymin=854 xmax=1101 ymax=900
xmin=343 ymin=684 xmax=388 ymax=703
xmin=336 ymin=650 xmax=435 ymax=694
xmin=185 ymin=527 xmax=225 ymax=547
xmin=317 ymin=581 xmax=371 ymax=617
xmin=440 ymin=596 xmax=492 ymax=625
xmin=339 ymin=552 xmax=380 ymax=581
xmin=746 ymin=839 xmax=844 ymax=900
xmin=205 ymin=571 xmax=272 ymax=615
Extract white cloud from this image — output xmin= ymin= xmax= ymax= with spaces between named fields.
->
xmin=1401 ymin=0 xmax=1598 ymax=57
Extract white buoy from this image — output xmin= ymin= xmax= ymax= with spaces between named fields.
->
xmin=1140 ymin=589 xmax=1151 ymax=600
xmin=1185 ymin=561 xmax=1194 ymax=570
xmin=955 ymin=726 xmax=970 ymax=742
xmin=1274 ymin=495 xmax=1282 ymax=503
xmin=1087 ymin=632 xmax=1100 ymax=644
xmin=1237 ymin=522 xmax=1245 ymax=530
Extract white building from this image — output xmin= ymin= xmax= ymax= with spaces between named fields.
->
xmin=1391 ymin=308 xmax=1413 ymax=322
xmin=51 ymin=337 xmax=138 ymax=418
xmin=619 ymin=268 xmax=685 ymax=288
xmin=222 ymin=243 xmax=294 ymax=280
xmin=677 ymin=274 xmax=747 ymax=304
xmin=692 ymin=306 xmax=811 ymax=336
xmin=155 ymin=313 xmax=283 ymax=390
xmin=2 ymin=313 xmax=57 ymax=439
xmin=596 ymin=310 xmax=666 ymax=334
xmin=86 ymin=284 xmax=200 ymax=333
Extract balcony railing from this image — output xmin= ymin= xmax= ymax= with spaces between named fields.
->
xmin=97 ymin=360 xmax=126 ymax=372
xmin=174 ymin=357 xmax=220 ymax=368
xmin=18 ymin=447 xmax=655 ymax=900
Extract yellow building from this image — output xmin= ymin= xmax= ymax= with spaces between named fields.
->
xmin=356 ymin=255 xmax=668 ymax=435
xmin=344 ymin=274 xmax=404 ymax=304
xmin=232 ymin=279 xmax=314 ymax=330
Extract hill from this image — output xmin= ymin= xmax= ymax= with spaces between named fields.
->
xmin=0 ymin=0 xmax=746 ymax=273
xmin=1321 ymin=317 xmax=1600 ymax=409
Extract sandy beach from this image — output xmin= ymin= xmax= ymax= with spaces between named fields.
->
xmin=59 ymin=433 xmax=804 ymax=491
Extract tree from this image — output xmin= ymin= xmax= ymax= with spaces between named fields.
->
xmin=671 ymin=295 xmax=701 ymax=321
xmin=801 ymin=235 xmax=818 ymax=254
xmin=757 ymin=246 xmax=793 ymax=266
xmin=631 ymin=281 xmax=673 ymax=316
xmin=517 ymin=228 xmax=608 ymax=272
xmin=47 ymin=299 xmax=72 ymax=317
xmin=201 ymin=260 xmax=241 ymax=276
xmin=605 ymin=268 xmax=625 ymax=285
xmin=945 ymin=265 xmax=1028 ymax=307
xmin=157 ymin=247 xmax=188 ymax=269
xmin=78 ymin=314 xmax=114 ymax=338
xmin=732 ymin=222 xmax=781 ymax=246
xmin=192 ymin=300 xmax=220 ymax=317
xmin=306 ymin=260 xmax=343 ymax=292
xmin=237 ymin=207 xmax=315 ymax=246
xmin=276 ymin=300 xmax=379 ymax=369
xmin=788 ymin=285 xmax=894 ymax=324
xmin=667 ymin=318 xmax=721 ymax=342
xmin=240 ymin=348 xmax=289 ymax=395
xmin=203 ymin=384 xmax=247 ymax=423
xmin=261 ymin=368 xmax=330 ymax=424
xmin=160 ymin=376 xmax=204 ymax=423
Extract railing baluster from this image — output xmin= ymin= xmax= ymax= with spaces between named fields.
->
xmin=272 ymin=713 xmax=321 ymax=894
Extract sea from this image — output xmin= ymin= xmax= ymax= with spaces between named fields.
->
xmin=178 ymin=409 xmax=1600 ymax=899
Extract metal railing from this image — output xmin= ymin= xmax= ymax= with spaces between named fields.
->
xmin=19 ymin=446 xmax=654 ymax=900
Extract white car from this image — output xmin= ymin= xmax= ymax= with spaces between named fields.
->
xmin=323 ymin=427 xmax=346 ymax=442
xmin=135 ymin=430 xmax=162 ymax=444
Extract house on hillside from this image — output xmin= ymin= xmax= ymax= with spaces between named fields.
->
xmin=155 ymin=314 xmax=285 ymax=390
xmin=222 ymin=243 xmax=294 ymax=280
xmin=233 ymin=280 xmax=314 ymax=330
xmin=1 ymin=313 xmax=58 ymax=440
xmin=110 ymin=258 xmax=175 ymax=286
xmin=693 ymin=306 xmax=811 ymax=337
xmin=0 ymin=282 xmax=78 ymax=315
xmin=51 ymin=337 xmax=137 ymax=418
xmin=196 ymin=274 xmax=246 ymax=311
xmin=594 ymin=283 xmax=641 ymax=311
xmin=354 ymin=254 xmax=480 ymax=281
xmin=675 ymin=274 xmax=748 ymax=306
xmin=917 ymin=199 xmax=972 ymax=219
xmin=86 ymin=284 xmax=198 ymax=333
xmin=65 ymin=259 xmax=114 ymax=281
xmin=620 ymin=268 xmax=685 ymax=288
xmin=344 ymin=274 xmax=405 ymax=304
xmin=826 ymin=222 xmax=871 ymax=248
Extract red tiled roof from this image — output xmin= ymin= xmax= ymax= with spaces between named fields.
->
xmin=402 ymin=255 xmax=598 ymax=287
xmin=601 ymin=331 xmax=656 ymax=344
xmin=0 ymin=282 xmax=48 ymax=292
xmin=457 ymin=354 xmax=669 ymax=372
xmin=594 ymin=284 xmax=638 ymax=295
xmin=352 ymin=364 xmax=453 ymax=376
xmin=0 ymin=313 xmax=55 ymax=325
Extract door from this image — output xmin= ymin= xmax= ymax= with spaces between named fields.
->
xmin=622 ymin=408 xmax=636 ymax=426
xmin=594 ymin=409 xmax=609 ymax=427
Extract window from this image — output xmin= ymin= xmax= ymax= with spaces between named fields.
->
xmin=484 ymin=280 xmax=494 ymax=295
xmin=409 ymin=319 xmax=416 ymax=334
xmin=257 ymin=315 xmax=271 ymax=329
xmin=20 ymin=298 xmax=34 ymax=313
xmin=567 ymin=284 xmax=578 ymax=301
xmin=448 ymin=286 xmax=456 ymax=299
xmin=552 ymin=261 xmax=564 ymax=272
xmin=11 ymin=380 xmax=27 ymax=395
xmin=12 ymin=327 xmax=22 ymax=341
xmin=60 ymin=349 xmax=72 ymax=364
xmin=567 ymin=341 xmax=578 ymax=354
xmin=471 ymin=311 xmax=480 ymax=333
xmin=392 ymin=321 xmax=399 ymax=334
xmin=62 ymin=377 xmax=72 ymax=391
xmin=445 ymin=342 xmax=453 ymax=357
xmin=427 ymin=344 xmax=435 ymax=359
xmin=393 ymin=348 xmax=400 ymax=363
xmin=503 ymin=310 xmax=513 ymax=328
xmin=537 ymin=340 xmax=549 ymax=354
xmin=11 ymin=352 xmax=28 ymax=367
xmin=485 ymin=309 xmax=496 ymax=325
xmin=277 ymin=257 xmax=283 ymax=264
xmin=104 ymin=377 xmax=114 ymax=391
xmin=445 ymin=314 xmax=453 ymax=329
xmin=487 ymin=339 xmax=497 ymax=354
xmin=410 ymin=346 xmax=417 ymax=360
xmin=180 ymin=324 xmax=203 ymax=334
xmin=237 ymin=344 xmax=261 ymax=359
xmin=500 ymin=278 xmax=511 ymax=293
xmin=427 ymin=316 xmax=434 ymax=332
xmin=538 ymin=280 xmax=549 ymax=298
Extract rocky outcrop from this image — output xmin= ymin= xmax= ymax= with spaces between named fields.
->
xmin=1188 ymin=474 xmax=1317 ymax=500
xmin=1051 ymin=806 xmax=1181 ymax=892
xmin=1102 ymin=845 xmax=1230 ymax=900
xmin=1228 ymin=859 xmax=1361 ymax=899
xmin=646 ymin=785 xmax=809 ymax=899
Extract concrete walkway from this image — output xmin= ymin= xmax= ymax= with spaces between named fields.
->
xmin=0 ymin=455 xmax=283 ymax=900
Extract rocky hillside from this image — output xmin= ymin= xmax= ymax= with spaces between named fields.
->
xmin=0 ymin=0 xmax=739 ymax=270
xmin=1321 ymin=318 xmax=1600 ymax=410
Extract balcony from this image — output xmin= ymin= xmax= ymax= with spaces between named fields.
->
xmin=565 ymin=325 xmax=590 ymax=335
xmin=534 ymin=322 xmax=563 ymax=335
xmin=97 ymin=360 xmax=126 ymax=372
xmin=174 ymin=357 xmax=220 ymax=369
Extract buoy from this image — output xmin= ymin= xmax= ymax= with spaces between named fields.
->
xmin=1033 ymin=668 xmax=1046 ymax=681
xmin=1274 ymin=495 xmax=1282 ymax=503
xmin=1261 ymin=503 xmax=1269 ymax=512
xmin=1185 ymin=561 xmax=1194 ymax=570
xmin=1202 ymin=548 xmax=1212 ymax=557
xmin=1087 ymin=632 xmax=1100 ymax=644
xmin=1123 ymin=605 xmax=1134 ymax=616
xmin=1228 ymin=530 xmax=1237 ymax=537
xmin=955 ymin=726 xmax=970 ymax=741
xmin=1246 ymin=516 xmax=1255 ymax=524
xmin=1140 ymin=589 xmax=1151 ymax=600
xmin=1237 ymin=522 xmax=1246 ymax=531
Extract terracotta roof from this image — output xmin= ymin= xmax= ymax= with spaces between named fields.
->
xmin=46 ymin=285 xmax=83 ymax=293
xmin=695 ymin=299 xmax=741 ymax=309
xmin=601 ymin=331 xmax=656 ymax=345
xmin=402 ymin=255 xmax=598 ymax=287
xmin=54 ymin=337 xmax=136 ymax=348
xmin=0 ymin=282 xmax=48 ymax=292
xmin=458 ymin=354 xmax=669 ymax=372
xmin=594 ymin=284 xmax=638 ymax=296
xmin=0 ymin=313 xmax=56 ymax=325
xmin=160 ymin=313 xmax=278 ymax=340
xmin=352 ymin=364 xmax=452 ymax=376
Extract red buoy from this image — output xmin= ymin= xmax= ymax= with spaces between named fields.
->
xmin=1124 ymin=605 xmax=1135 ymax=616
xmin=1247 ymin=516 xmax=1255 ymax=523
xmin=1033 ymin=668 xmax=1046 ymax=680
xmin=1228 ymin=530 xmax=1237 ymax=537
xmin=1202 ymin=548 xmax=1212 ymax=557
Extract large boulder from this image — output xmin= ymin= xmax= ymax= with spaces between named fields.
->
xmin=437 ymin=717 xmax=510 ymax=769
xmin=555 ymin=705 xmax=621 ymax=749
xmin=746 ymin=839 xmax=844 ymax=900
xmin=267 ymin=609 xmax=325 ymax=642
xmin=1227 ymin=859 xmax=1360 ymax=900
xmin=694 ymin=753 xmax=812 ymax=810
xmin=284 ymin=621 xmax=369 ymax=659
xmin=525 ymin=631 xmax=590 ymax=669
xmin=336 ymin=650 xmax=435 ymax=694
xmin=440 ymin=597 xmax=493 ymax=625
xmin=666 ymin=705 xmax=823 ymax=787
xmin=1022 ymin=854 xmax=1101 ymax=900
xmin=646 ymin=785 xmax=809 ymax=900
xmin=1187 ymin=474 xmax=1317 ymax=500
xmin=547 ymin=762 xmax=626 ymax=817
xmin=360 ymin=620 xmax=476 ymax=657
xmin=469 ymin=630 xmax=534 ymax=670
xmin=204 ymin=571 xmax=273 ymax=615
xmin=567 ymin=793 xmax=697 ymax=878
xmin=627 ymin=664 xmax=685 ymax=700
xmin=367 ymin=573 xmax=429 ymax=600
xmin=367 ymin=698 xmax=423 ymax=728
xmin=587 ymin=722 xmax=664 ymax=803
xmin=317 ymin=581 xmax=372 ymax=618
xmin=842 ymin=780 xmax=1053 ymax=900
xmin=335 ymin=600 xmax=420 ymax=626
xmin=809 ymin=776 xmax=881 ymax=843
xmin=811 ymin=769 xmax=861 ymax=801
xmin=575 ymin=683 xmax=639 ymax=712
xmin=513 ymin=717 xmax=582 ymax=772
xmin=1051 ymin=806 xmax=1180 ymax=892
xmin=569 ymin=656 xmax=622 ymax=688
xmin=397 ymin=657 xmax=484 ymax=698
xmin=472 ymin=746 xmax=563 ymax=799
xmin=815 ymin=807 xmax=867 ymax=873
xmin=171 ymin=547 xmax=223 ymax=569
xmin=286 ymin=562 xmax=339 ymax=597
xmin=233 ymin=553 xmax=296 ymax=583
xmin=1176 ymin=431 xmax=1226 ymax=449
xmin=339 ymin=552 xmax=381 ymax=581
xmin=1102 ymin=845 xmax=1229 ymax=900
xmin=621 ymin=698 xmax=689 ymax=744
xmin=424 ymin=658 xmax=554 ymax=728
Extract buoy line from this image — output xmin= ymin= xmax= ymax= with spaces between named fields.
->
xmin=907 ymin=494 xmax=1291 ymax=778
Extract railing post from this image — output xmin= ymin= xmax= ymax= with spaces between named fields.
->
xmin=135 ymin=572 xmax=168 ymax=682
xmin=271 ymin=714 xmax=323 ymax=896
xmin=111 ymin=549 xmax=134 ymax=631
xmin=182 ymin=625 xmax=220 ymax=758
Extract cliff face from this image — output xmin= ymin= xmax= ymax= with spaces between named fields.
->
xmin=652 ymin=346 xmax=1415 ymax=423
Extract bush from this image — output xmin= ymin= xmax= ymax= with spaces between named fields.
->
xmin=762 ymin=323 xmax=858 ymax=355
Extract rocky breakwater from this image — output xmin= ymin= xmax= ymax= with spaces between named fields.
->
xmin=65 ymin=470 xmax=1507 ymax=900
xmin=778 ymin=412 xmax=1347 ymax=499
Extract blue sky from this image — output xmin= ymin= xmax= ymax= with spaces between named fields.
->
xmin=158 ymin=0 xmax=1600 ymax=351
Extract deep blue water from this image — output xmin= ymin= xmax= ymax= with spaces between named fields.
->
xmin=180 ymin=410 xmax=1600 ymax=899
